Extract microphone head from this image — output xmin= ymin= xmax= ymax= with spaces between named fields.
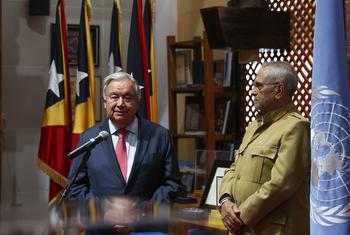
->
xmin=99 ymin=130 xmax=110 ymax=139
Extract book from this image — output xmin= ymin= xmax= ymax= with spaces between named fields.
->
xmin=192 ymin=60 xmax=204 ymax=85
xmin=222 ymin=99 xmax=232 ymax=134
xmin=216 ymin=141 xmax=235 ymax=161
xmin=223 ymin=48 xmax=233 ymax=87
xmin=215 ymin=97 xmax=231 ymax=134
xmin=184 ymin=96 xmax=206 ymax=135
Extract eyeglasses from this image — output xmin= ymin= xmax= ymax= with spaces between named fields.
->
xmin=252 ymin=81 xmax=281 ymax=91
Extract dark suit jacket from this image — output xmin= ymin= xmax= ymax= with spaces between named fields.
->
xmin=67 ymin=118 xmax=183 ymax=202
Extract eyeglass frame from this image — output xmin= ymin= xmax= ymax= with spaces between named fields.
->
xmin=252 ymin=81 xmax=282 ymax=91
xmin=105 ymin=94 xmax=137 ymax=104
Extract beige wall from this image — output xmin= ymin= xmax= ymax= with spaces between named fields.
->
xmin=177 ymin=0 xmax=227 ymax=40
xmin=175 ymin=1 xmax=227 ymax=161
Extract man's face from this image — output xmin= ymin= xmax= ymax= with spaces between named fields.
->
xmin=104 ymin=79 xmax=139 ymax=128
xmin=251 ymin=70 xmax=279 ymax=115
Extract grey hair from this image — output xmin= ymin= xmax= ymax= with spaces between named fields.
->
xmin=103 ymin=72 xmax=141 ymax=102
xmin=260 ymin=61 xmax=298 ymax=96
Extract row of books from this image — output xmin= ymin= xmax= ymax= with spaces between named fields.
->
xmin=175 ymin=50 xmax=204 ymax=87
xmin=175 ymin=49 xmax=233 ymax=88
xmin=183 ymin=96 xmax=232 ymax=135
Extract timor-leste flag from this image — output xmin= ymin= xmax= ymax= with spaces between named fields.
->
xmin=37 ymin=0 xmax=72 ymax=203
xmin=108 ymin=0 xmax=123 ymax=74
xmin=143 ymin=0 xmax=158 ymax=122
xmin=72 ymin=0 xmax=96 ymax=148
xmin=127 ymin=0 xmax=151 ymax=119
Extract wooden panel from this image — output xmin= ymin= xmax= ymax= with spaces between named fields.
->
xmin=201 ymin=7 xmax=290 ymax=49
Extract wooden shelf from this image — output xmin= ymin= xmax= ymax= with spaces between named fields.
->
xmin=167 ymin=33 xmax=238 ymax=162
xmin=171 ymin=86 xmax=204 ymax=94
xmin=170 ymin=38 xmax=202 ymax=49
xmin=172 ymin=133 xmax=206 ymax=139
xmin=201 ymin=7 xmax=290 ymax=49
xmin=213 ymin=133 xmax=236 ymax=141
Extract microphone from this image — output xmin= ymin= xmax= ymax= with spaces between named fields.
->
xmin=68 ymin=131 xmax=110 ymax=159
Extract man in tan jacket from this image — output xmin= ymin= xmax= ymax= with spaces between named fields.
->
xmin=219 ymin=61 xmax=310 ymax=235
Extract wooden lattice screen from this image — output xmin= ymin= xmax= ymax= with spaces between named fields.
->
xmin=242 ymin=0 xmax=315 ymax=132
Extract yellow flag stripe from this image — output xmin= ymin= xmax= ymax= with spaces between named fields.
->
xmin=73 ymin=0 xmax=96 ymax=134
xmin=116 ymin=0 xmax=123 ymax=67
xmin=85 ymin=0 xmax=96 ymax=104
xmin=42 ymin=100 xmax=66 ymax=126
xmin=73 ymin=99 xmax=95 ymax=133
xmin=149 ymin=0 xmax=158 ymax=122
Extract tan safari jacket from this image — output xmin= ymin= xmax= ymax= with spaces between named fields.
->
xmin=220 ymin=103 xmax=310 ymax=235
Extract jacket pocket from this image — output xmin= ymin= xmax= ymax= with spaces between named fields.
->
xmin=240 ymin=145 xmax=278 ymax=183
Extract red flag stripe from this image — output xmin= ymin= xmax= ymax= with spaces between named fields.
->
xmin=137 ymin=0 xmax=151 ymax=119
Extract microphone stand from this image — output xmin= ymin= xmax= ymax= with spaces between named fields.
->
xmin=56 ymin=150 xmax=91 ymax=208
xmin=44 ymin=151 xmax=91 ymax=235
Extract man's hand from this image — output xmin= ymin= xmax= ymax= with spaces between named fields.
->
xmin=220 ymin=201 xmax=244 ymax=233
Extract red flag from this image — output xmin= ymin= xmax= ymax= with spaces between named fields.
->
xmin=127 ymin=0 xmax=151 ymax=119
xmin=72 ymin=0 xmax=96 ymax=148
xmin=37 ymin=0 xmax=72 ymax=203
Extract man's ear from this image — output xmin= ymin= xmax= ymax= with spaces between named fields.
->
xmin=275 ymin=83 xmax=285 ymax=100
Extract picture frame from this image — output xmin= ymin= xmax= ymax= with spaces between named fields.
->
xmin=175 ymin=50 xmax=193 ymax=87
xmin=199 ymin=160 xmax=232 ymax=208
xmin=66 ymin=24 xmax=100 ymax=67
xmin=70 ymin=76 xmax=103 ymax=121
xmin=184 ymin=96 xmax=206 ymax=135
xmin=213 ymin=59 xmax=225 ymax=86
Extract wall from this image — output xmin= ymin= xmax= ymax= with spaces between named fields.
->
xmin=175 ymin=0 xmax=227 ymax=160
xmin=177 ymin=0 xmax=227 ymax=40
xmin=0 ymin=0 xmax=176 ymax=214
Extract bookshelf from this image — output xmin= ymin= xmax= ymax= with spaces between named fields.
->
xmin=167 ymin=32 xmax=239 ymax=163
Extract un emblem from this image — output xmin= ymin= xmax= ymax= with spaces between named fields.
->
xmin=310 ymin=86 xmax=350 ymax=226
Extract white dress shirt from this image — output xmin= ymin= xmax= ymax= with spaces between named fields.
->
xmin=108 ymin=117 xmax=138 ymax=181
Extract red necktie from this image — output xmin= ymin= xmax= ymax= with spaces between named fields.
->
xmin=116 ymin=129 xmax=128 ymax=181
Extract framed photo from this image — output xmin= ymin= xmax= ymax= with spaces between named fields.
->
xmin=67 ymin=24 xmax=100 ymax=66
xmin=199 ymin=160 xmax=232 ymax=208
xmin=213 ymin=59 xmax=225 ymax=86
xmin=175 ymin=50 xmax=193 ymax=87
xmin=184 ymin=96 xmax=206 ymax=135
xmin=70 ymin=76 xmax=103 ymax=121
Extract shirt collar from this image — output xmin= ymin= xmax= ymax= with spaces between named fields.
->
xmin=108 ymin=117 xmax=138 ymax=135
xmin=256 ymin=103 xmax=296 ymax=127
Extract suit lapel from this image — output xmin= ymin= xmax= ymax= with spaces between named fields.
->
xmin=99 ymin=120 xmax=126 ymax=183
xmin=127 ymin=118 xmax=149 ymax=185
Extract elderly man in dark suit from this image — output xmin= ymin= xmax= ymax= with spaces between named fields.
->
xmin=67 ymin=71 xmax=183 ymax=203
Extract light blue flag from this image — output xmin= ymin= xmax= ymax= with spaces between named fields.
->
xmin=310 ymin=0 xmax=350 ymax=234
